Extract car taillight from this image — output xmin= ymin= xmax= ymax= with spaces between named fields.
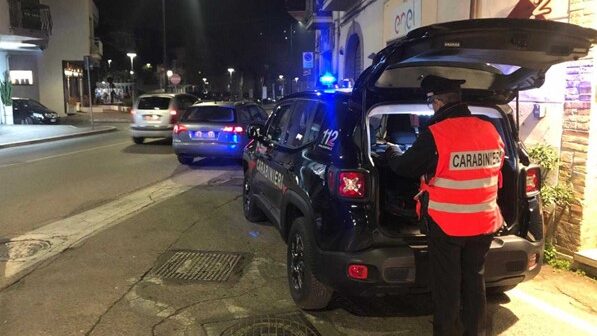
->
xmin=338 ymin=171 xmax=366 ymax=198
xmin=223 ymin=126 xmax=244 ymax=133
xmin=526 ymin=167 xmax=540 ymax=196
xmin=170 ymin=110 xmax=178 ymax=124
xmin=347 ymin=264 xmax=368 ymax=280
xmin=173 ymin=123 xmax=187 ymax=134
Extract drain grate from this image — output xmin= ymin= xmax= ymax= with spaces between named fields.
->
xmin=220 ymin=313 xmax=321 ymax=336
xmin=151 ymin=250 xmax=246 ymax=282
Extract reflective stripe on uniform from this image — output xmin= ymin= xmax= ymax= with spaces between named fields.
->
xmin=428 ymin=199 xmax=498 ymax=213
xmin=432 ymin=176 xmax=499 ymax=190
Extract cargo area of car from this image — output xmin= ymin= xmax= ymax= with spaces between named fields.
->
xmin=367 ymin=104 xmax=518 ymax=238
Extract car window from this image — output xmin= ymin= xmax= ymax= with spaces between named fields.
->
xmin=305 ymin=103 xmax=326 ymax=144
xmin=249 ymin=105 xmax=268 ymax=123
xmin=286 ymin=100 xmax=319 ymax=148
xmin=180 ymin=106 xmax=235 ymax=122
xmin=137 ymin=97 xmax=171 ymax=110
xmin=28 ymin=100 xmax=48 ymax=112
xmin=236 ymin=106 xmax=252 ymax=124
xmin=266 ymin=103 xmax=293 ymax=144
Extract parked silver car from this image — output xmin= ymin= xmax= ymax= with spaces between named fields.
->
xmin=130 ymin=93 xmax=197 ymax=144
xmin=172 ymin=101 xmax=268 ymax=164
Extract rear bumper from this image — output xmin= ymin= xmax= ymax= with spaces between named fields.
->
xmin=172 ymin=140 xmax=245 ymax=158
xmin=314 ymin=235 xmax=543 ymax=297
xmin=130 ymin=125 xmax=173 ymax=138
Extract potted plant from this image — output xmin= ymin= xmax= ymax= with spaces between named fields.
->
xmin=0 ymin=71 xmax=13 ymax=125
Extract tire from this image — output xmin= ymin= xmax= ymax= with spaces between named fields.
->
xmin=21 ymin=117 xmax=33 ymax=125
xmin=486 ymin=285 xmax=516 ymax=295
xmin=242 ymin=175 xmax=266 ymax=222
xmin=133 ymin=137 xmax=144 ymax=144
xmin=177 ymin=155 xmax=194 ymax=165
xmin=287 ymin=217 xmax=333 ymax=310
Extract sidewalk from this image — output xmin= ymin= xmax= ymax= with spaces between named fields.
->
xmin=0 ymin=124 xmax=117 ymax=149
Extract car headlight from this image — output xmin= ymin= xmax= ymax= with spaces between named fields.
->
xmin=33 ymin=113 xmax=44 ymax=119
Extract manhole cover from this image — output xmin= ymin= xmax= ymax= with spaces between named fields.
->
xmin=0 ymin=239 xmax=52 ymax=261
xmin=151 ymin=250 xmax=246 ymax=282
xmin=221 ymin=314 xmax=321 ymax=336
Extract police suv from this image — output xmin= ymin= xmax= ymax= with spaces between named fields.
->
xmin=242 ymin=19 xmax=597 ymax=309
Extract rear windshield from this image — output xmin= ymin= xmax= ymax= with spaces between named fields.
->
xmin=137 ymin=97 xmax=171 ymax=110
xmin=181 ymin=106 xmax=235 ymax=122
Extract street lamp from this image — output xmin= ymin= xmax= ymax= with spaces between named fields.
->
xmin=107 ymin=59 xmax=112 ymax=68
xmin=227 ymin=68 xmax=235 ymax=95
xmin=126 ymin=52 xmax=137 ymax=72
xmin=167 ymin=70 xmax=173 ymax=78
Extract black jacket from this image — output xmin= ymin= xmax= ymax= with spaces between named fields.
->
xmin=385 ymin=102 xmax=472 ymax=179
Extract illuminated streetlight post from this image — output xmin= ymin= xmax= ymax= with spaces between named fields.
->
xmin=227 ymin=68 xmax=235 ymax=97
xmin=107 ymin=59 xmax=112 ymax=68
xmin=126 ymin=52 xmax=137 ymax=105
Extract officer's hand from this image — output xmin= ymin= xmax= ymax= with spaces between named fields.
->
xmin=385 ymin=142 xmax=403 ymax=156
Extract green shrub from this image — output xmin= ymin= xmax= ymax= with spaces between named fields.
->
xmin=544 ymin=244 xmax=571 ymax=270
xmin=0 ymin=71 xmax=12 ymax=106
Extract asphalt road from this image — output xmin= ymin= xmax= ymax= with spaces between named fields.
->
xmin=0 ymin=124 xmax=595 ymax=335
xmin=0 ymin=123 xmax=188 ymax=237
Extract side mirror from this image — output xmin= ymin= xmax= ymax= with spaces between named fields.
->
xmin=247 ymin=123 xmax=264 ymax=140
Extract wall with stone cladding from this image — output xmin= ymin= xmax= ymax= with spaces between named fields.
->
xmin=556 ymin=58 xmax=595 ymax=255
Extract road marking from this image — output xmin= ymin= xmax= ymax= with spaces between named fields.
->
xmin=0 ymin=141 xmax=130 ymax=168
xmin=0 ymin=169 xmax=225 ymax=282
xmin=510 ymin=288 xmax=597 ymax=335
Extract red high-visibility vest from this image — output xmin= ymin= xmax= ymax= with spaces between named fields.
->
xmin=418 ymin=116 xmax=505 ymax=236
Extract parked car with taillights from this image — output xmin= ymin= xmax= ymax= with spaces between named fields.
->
xmin=130 ymin=93 xmax=197 ymax=144
xmin=172 ymin=101 xmax=268 ymax=164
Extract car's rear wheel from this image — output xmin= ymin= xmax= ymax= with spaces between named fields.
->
xmin=177 ymin=155 xmax=194 ymax=165
xmin=287 ymin=217 xmax=333 ymax=310
xmin=21 ymin=117 xmax=33 ymax=125
xmin=133 ymin=137 xmax=144 ymax=144
xmin=243 ymin=175 xmax=266 ymax=222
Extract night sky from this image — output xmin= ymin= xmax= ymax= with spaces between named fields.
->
xmin=95 ymin=0 xmax=312 ymax=87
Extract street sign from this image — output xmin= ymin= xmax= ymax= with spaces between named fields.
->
xmin=170 ymin=73 xmax=181 ymax=85
xmin=303 ymin=52 xmax=314 ymax=69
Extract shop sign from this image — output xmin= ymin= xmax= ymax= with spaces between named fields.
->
xmin=384 ymin=0 xmax=422 ymax=42
xmin=478 ymin=0 xmax=569 ymax=21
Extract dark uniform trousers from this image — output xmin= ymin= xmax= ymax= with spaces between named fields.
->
xmin=428 ymin=219 xmax=494 ymax=336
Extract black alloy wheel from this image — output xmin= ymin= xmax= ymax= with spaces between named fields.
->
xmin=132 ymin=137 xmax=144 ymax=144
xmin=289 ymin=230 xmax=305 ymax=291
xmin=242 ymin=175 xmax=266 ymax=222
xmin=286 ymin=217 xmax=333 ymax=310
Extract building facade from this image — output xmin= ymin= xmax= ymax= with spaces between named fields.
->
xmin=289 ymin=0 xmax=597 ymax=257
xmin=0 ymin=0 xmax=102 ymax=118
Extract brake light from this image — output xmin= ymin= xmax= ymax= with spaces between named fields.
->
xmin=347 ymin=264 xmax=368 ymax=280
xmin=223 ymin=126 xmax=244 ymax=133
xmin=338 ymin=171 xmax=366 ymax=198
xmin=170 ymin=110 xmax=178 ymax=124
xmin=526 ymin=168 xmax=540 ymax=196
xmin=173 ymin=123 xmax=188 ymax=134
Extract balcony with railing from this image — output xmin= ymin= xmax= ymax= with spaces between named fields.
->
xmin=8 ymin=0 xmax=52 ymax=39
xmin=304 ymin=0 xmax=333 ymax=29
xmin=321 ymin=0 xmax=360 ymax=11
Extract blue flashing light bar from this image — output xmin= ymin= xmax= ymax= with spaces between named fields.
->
xmin=319 ymin=72 xmax=336 ymax=86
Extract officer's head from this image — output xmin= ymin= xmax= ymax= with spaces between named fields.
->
xmin=421 ymin=75 xmax=465 ymax=112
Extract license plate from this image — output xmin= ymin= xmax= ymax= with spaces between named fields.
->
xmin=143 ymin=115 xmax=160 ymax=121
xmin=193 ymin=131 xmax=217 ymax=139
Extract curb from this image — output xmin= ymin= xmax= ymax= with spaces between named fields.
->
xmin=0 ymin=126 xmax=118 ymax=149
